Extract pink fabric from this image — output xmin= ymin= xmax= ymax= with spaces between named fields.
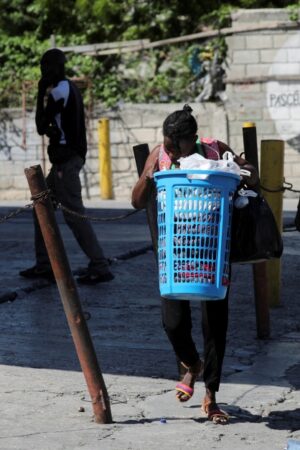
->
xmin=158 ymin=144 xmax=171 ymax=171
xmin=201 ymin=138 xmax=220 ymax=161
xmin=158 ymin=138 xmax=220 ymax=171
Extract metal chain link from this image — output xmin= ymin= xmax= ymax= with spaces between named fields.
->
xmin=31 ymin=189 xmax=52 ymax=202
xmin=57 ymin=203 xmax=140 ymax=222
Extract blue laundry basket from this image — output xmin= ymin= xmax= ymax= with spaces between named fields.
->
xmin=154 ymin=169 xmax=240 ymax=301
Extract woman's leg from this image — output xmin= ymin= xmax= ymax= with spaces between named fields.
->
xmin=161 ymin=298 xmax=203 ymax=401
xmin=201 ymin=293 xmax=228 ymax=392
xmin=201 ymin=291 xmax=229 ymax=423
xmin=162 ymin=298 xmax=199 ymax=366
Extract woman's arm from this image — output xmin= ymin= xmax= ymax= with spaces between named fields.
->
xmin=131 ymin=146 xmax=160 ymax=209
xmin=217 ymin=141 xmax=259 ymax=188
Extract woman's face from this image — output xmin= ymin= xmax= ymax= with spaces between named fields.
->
xmin=163 ymin=135 xmax=197 ymax=162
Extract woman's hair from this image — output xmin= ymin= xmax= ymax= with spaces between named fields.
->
xmin=163 ymin=104 xmax=198 ymax=140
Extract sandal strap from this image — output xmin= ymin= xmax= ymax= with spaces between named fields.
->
xmin=207 ymin=409 xmax=229 ymax=420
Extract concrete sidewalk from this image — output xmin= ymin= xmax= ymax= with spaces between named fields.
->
xmin=0 ymin=202 xmax=299 ymax=450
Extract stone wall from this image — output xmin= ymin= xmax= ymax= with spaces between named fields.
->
xmin=0 ymin=103 xmax=225 ymax=201
xmin=226 ymin=9 xmax=300 ymax=196
xmin=0 ymin=8 xmax=299 ymax=202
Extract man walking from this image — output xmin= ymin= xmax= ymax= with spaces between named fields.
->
xmin=20 ymin=48 xmax=114 ymax=285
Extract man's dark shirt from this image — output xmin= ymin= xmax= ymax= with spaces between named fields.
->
xmin=38 ymin=79 xmax=87 ymax=162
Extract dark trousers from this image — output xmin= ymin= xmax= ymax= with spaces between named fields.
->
xmin=34 ymin=155 xmax=109 ymax=273
xmin=161 ymin=292 xmax=229 ymax=392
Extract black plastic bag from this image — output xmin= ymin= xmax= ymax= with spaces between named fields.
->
xmin=230 ymin=193 xmax=283 ymax=264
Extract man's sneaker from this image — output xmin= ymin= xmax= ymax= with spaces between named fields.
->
xmin=77 ymin=271 xmax=115 ymax=285
xmin=19 ymin=266 xmax=54 ymax=281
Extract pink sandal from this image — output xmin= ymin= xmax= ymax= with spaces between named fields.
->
xmin=175 ymin=359 xmax=203 ymax=402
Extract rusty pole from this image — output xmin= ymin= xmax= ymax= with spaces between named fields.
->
xmin=25 ymin=165 xmax=112 ymax=424
xmin=242 ymin=122 xmax=270 ymax=339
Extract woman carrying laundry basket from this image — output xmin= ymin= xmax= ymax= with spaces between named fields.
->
xmin=132 ymin=105 xmax=258 ymax=424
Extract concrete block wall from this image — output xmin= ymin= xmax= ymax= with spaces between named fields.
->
xmin=0 ymin=103 xmax=223 ymax=202
xmin=87 ymin=102 xmax=225 ymax=200
xmin=225 ymin=9 xmax=300 ymax=196
xmin=0 ymin=109 xmax=52 ymax=200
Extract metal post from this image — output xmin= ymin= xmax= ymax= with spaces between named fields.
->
xmin=242 ymin=122 xmax=270 ymax=339
xmin=98 ymin=118 xmax=113 ymax=199
xmin=133 ymin=144 xmax=150 ymax=177
xmin=50 ymin=34 xmax=56 ymax=48
xmin=242 ymin=122 xmax=259 ymax=170
xmin=21 ymin=82 xmax=27 ymax=151
xmin=133 ymin=144 xmax=158 ymax=254
xmin=25 ymin=165 xmax=112 ymax=424
xmin=260 ymin=140 xmax=284 ymax=307
xmin=296 ymin=197 xmax=300 ymax=231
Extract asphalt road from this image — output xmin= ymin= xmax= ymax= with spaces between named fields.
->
xmin=0 ymin=201 xmax=299 ymax=449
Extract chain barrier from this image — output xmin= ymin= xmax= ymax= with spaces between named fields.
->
xmin=0 ymin=181 xmax=299 ymax=225
xmin=57 ymin=203 xmax=140 ymax=222
xmin=0 ymin=189 xmax=141 ymax=224
xmin=0 ymin=203 xmax=33 ymax=224
xmin=261 ymin=180 xmax=300 ymax=194
xmin=0 ymin=189 xmax=52 ymax=224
